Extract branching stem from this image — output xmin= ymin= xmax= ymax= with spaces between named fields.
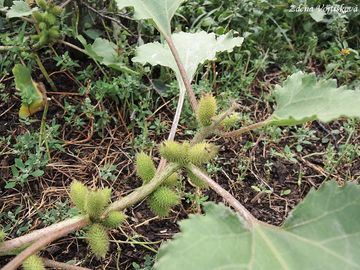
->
xmin=164 ymin=36 xmax=198 ymax=112
xmin=189 ymin=165 xmax=258 ymax=229
xmin=220 ymin=120 xmax=270 ymax=138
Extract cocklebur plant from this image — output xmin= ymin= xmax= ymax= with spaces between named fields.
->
xmin=31 ymin=0 xmax=63 ymax=48
xmin=69 ymin=181 xmax=126 ymax=258
xmin=1 ymin=1 xmax=360 ymax=269
xmin=135 ymin=152 xmax=181 ymax=217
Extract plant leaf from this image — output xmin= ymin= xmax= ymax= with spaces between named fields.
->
xmin=154 ymin=181 xmax=360 ymax=270
xmin=0 ymin=0 xmax=8 ymax=11
xmin=270 ymin=72 xmax=360 ymax=126
xmin=77 ymin=36 xmax=136 ymax=74
xmin=6 ymin=1 xmax=37 ymax=18
xmin=133 ymin=31 xmax=243 ymax=89
xmin=116 ymin=0 xmax=186 ymax=35
xmin=12 ymin=64 xmax=45 ymax=118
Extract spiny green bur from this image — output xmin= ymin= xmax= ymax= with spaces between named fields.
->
xmin=197 ymin=94 xmax=217 ymax=127
xmin=85 ymin=188 xmax=111 ymax=220
xmin=221 ymin=112 xmax=240 ymax=130
xmin=36 ymin=0 xmax=47 ymax=9
xmin=87 ymin=224 xmax=109 ymax=259
xmin=148 ymin=186 xmax=179 ymax=217
xmin=0 ymin=229 xmax=6 ymax=242
xmin=103 ymin=211 xmax=127 ymax=228
xmin=22 ymin=254 xmax=45 ymax=270
xmin=163 ymin=173 xmax=179 ymax=188
xmin=70 ymin=181 xmax=88 ymax=212
xmin=187 ymin=169 xmax=209 ymax=189
xmin=159 ymin=141 xmax=189 ymax=165
xmin=32 ymin=0 xmax=63 ymax=48
xmin=136 ymin=152 xmax=156 ymax=184
xmin=188 ymin=143 xmax=218 ymax=165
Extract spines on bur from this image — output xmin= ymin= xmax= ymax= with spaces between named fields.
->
xmin=148 ymin=186 xmax=179 ymax=217
xmin=197 ymin=93 xmax=217 ymax=127
xmin=103 ymin=211 xmax=127 ymax=229
xmin=69 ymin=181 xmax=88 ymax=212
xmin=159 ymin=141 xmax=189 ymax=165
xmin=136 ymin=152 xmax=156 ymax=184
xmin=221 ymin=112 xmax=240 ymax=130
xmin=188 ymin=143 xmax=218 ymax=165
xmin=85 ymin=188 xmax=111 ymax=220
xmin=163 ymin=173 xmax=179 ymax=188
xmin=22 ymin=254 xmax=45 ymax=270
xmin=86 ymin=224 xmax=110 ymax=259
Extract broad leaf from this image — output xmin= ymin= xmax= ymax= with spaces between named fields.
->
xmin=310 ymin=8 xmax=326 ymax=22
xmin=154 ymin=181 xmax=360 ymax=270
xmin=12 ymin=64 xmax=45 ymax=118
xmin=133 ymin=31 xmax=243 ymax=89
xmin=78 ymin=36 xmax=136 ymax=74
xmin=270 ymin=72 xmax=360 ymax=126
xmin=0 ymin=0 xmax=7 ymax=11
xmin=116 ymin=0 xmax=186 ymax=35
xmin=6 ymin=1 xmax=37 ymax=18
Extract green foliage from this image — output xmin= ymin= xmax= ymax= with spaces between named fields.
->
xmin=148 ymin=186 xmax=179 ymax=217
xmin=196 ymin=94 xmax=217 ymax=127
xmin=136 ymin=152 xmax=156 ymax=184
xmin=78 ymin=36 xmax=135 ymax=74
xmin=5 ymin=123 xmax=62 ymax=189
xmin=22 ymin=254 xmax=45 ymax=270
xmin=188 ymin=143 xmax=218 ymax=165
xmin=133 ymin=31 xmax=243 ymax=93
xmin=12 ymin=64 xmax=45 ymax=118
xmin=6 ymin=1 xmax=38 ymax=18
xmin=116 ymin=0 xmax=186 ymax=35
xmin=270 ymin=72 xmax=360 ymax=126
xmin=159 ymin=141 xmax=189 ymax=165
xmin=103 ymin=211 xmax=127 ymax=229
xmin=86 ymin=223 xmax=110 ymax=259
xmin=154 ymin=181 xmax=360 ymax=270
xmin=69 ymin=181 xmax=88 ymax=212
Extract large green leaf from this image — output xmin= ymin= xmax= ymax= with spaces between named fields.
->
xmin=12 ymin=64 xmax=45 ymax=118
xmin=6 ymin=1 xmax=37 ymax=18
xmin=270 ymin=72 xmax=360 ymax=126
xmin=154 ymin=181 xmax=360 ymax=270
xmin=116 ymin=0 xmax=186 ymax=35
xmin=133 ymin=31 xmax=243 ymax=89
xmin=77 ymin=36 xmax=136 ymax=74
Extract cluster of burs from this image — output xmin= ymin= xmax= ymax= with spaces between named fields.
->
xmin=8 ymin=94 xmax=240 ymax=269
xmin=32 ymin=0 xmax=63 ymax=48
xmin=136 ymin=93 xmax=239 ymax=218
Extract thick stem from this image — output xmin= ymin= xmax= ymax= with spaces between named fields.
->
xmin=167 ymin=85 xmax=186 ymax=141
xmin=220 ymin=120 xmax=270 ymax=138
xmin=2 ymin=217 xmax=90 ymax=270
xmin=164 ymin=36 xmax=198 ymax=112
xmin=0 ymin=216 xmax=87 ymax=254
xmin=189 ymin=165 xmax=258 ymax=228
xmin=0 ymin=163 xmax=180 ymax=258
xmin=34 ymin=53 xmax=57 ymax=92
xmin=42 ymin=258 xmax=91 ymax=270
